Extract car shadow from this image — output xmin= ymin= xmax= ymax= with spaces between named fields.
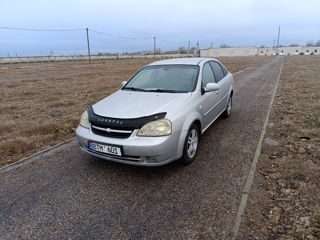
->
xmin=86 ymin=153 xmax=187 ymax=180
xmin=83 ymin=111 xmax=235 ymax=181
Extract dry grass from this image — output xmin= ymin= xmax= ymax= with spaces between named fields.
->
xmin=0 ymin=56 xmax=272 ymax=167
xmin=239 ymin=56 xmax=320 ymax=239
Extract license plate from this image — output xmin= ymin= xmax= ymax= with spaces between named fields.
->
xmin=88 ymin=142 xmax=122 ymax=156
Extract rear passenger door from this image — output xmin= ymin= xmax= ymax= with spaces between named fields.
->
xmin=209 ymin=61 xmax=229 ymax=113
xmin=199 ymin=62 xmax=221 ymax=129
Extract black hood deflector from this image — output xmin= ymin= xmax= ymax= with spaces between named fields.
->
xmin=88 ymin=107 xmax=166 ymax=130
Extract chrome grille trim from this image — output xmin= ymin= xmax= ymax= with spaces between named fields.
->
xmin=91 ymin=125 xmax=132 ymax=134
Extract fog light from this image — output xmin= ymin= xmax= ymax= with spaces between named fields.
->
xmin=84 ymin=139 xmax=88 ymax=147
xmin=146 ymin=156 xmax=158 ymax=163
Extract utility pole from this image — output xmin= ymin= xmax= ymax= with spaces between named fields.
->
xmin=211 ymin=42 xmax=213 ymax=48
xmin=276 ymin=26 xmax=281 ymax=48
xmin=86 ymin=27 xmax=91 ymax=63
xmin=272 ymin=39 xmax=275 ymax=49
xmin=188 ymin=40 xmax=190 ymax=51
xmin=154 ymin=36 xmax=156 ymax=54
xmin=196 ymin=40 xmax=200 ymax=56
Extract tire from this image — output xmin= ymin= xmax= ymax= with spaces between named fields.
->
xmin=181 ymin=124 xmax=200 ymax=165
xmin=222 ymin=95 xmax=232 ymax=118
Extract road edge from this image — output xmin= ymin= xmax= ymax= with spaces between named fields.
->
xmin=232 ymin=57 xmax=284 ymax=239
xmin=0 ymin=137 xmax=76 ymax=172
xmin=233 ymin=58 xmax=274 ymax=75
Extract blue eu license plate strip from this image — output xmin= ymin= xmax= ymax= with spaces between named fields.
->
xmin=88 ymin=141 xmax=122 ymax=156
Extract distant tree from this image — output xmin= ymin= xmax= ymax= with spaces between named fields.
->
xmin=315 ymin=40 xmax=320 ymax=46
xmin=189 ymin=47 xmax=198 ymax=53
xmin=178 ymin=46 xmax=186 ymax=53
xmin=220 ymin=44 xmax=230 ymax=48
xmin=289 ymin=43 xmax=300 ymax=47
xmin=260 ymin=45 xmax=265 ymax=48
xmin=306 ymin=41 xmax=314 ymax=47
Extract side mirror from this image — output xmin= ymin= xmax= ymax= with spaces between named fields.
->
xmin=205 ymin=83 xmax=220 ymax=92
xmin=121 ymin=81 xmax=127 ymax=87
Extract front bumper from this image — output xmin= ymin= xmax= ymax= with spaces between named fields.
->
xmin=76 ymin=125 xmax=180 ymax=166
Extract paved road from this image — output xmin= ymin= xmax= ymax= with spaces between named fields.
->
xmin=0 ymin=57 xmax=283 ymax=239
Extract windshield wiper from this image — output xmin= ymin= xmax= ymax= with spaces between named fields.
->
xmin=124 ymin=87 xmax=186 ymax=93
xmin=123 ymin=87 xmax=147 ymax=92
xmin=148 ymin=89 xmax=184 ymax=93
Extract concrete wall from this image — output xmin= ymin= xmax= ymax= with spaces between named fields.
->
xmin=258 ymin=46 xmax=319 ymax=56
xmin=200 ymin=47 xmax=258 ymax=57
xmin=201 ymin=46 xmax=320 ymax=57
xmin=3 ymin=46 xmax=319 ymax=64
xmin=0 ymin=53 xmax=199 ymax=64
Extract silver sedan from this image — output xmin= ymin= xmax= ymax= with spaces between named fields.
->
xmin=76 ymin=58 xmax=234 ymax=166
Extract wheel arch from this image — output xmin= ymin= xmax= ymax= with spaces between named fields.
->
xmin=193 ymin=120 xmax=202 ymax=138
xmin=176 ymin=112 xmax=202 ymax=159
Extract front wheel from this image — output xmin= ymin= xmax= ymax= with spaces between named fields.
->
xmin=222 ymin=95 xmax=232 ymax=118
xmin=181 ymin=124 xmax=200 ymax=165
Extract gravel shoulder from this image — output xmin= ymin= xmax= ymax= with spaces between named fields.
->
xmin=237 ymin=56 xmax=320 ymax=239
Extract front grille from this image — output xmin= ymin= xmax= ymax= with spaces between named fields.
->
xmin=91 ymin=125 xmax=133 ymax=138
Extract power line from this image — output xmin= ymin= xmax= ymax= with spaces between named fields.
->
xmin=0 ymin=26 xmax=181 ymax=44
xmin=0 ymin=26 xmax=84 ymax=32
xmin=89 ymin=29 xmax=152 ymax=40
xmin=0 ymin=25 xmax=201 ymax=55
xmin=0 ymin=26 xmax=153 ymax=40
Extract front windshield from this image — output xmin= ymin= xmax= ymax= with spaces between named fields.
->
xmin=123 ymin=65 xmax=199 ymax=93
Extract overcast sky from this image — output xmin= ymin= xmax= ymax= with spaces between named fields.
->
xmin=1 ymin=0 xmax=319 ymax=56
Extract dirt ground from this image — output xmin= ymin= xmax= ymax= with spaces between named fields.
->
xmin=237 ymin=56 xmax=320 ymax=239
xmin=0 ymin=56 xmax=272 ymax=167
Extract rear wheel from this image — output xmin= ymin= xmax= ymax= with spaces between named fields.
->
xmin=181 ymin=124 xmax=200 ymax=165
xmin=222 ymin=95 xmax=232 ymax=118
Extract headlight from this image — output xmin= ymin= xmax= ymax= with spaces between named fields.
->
xmin=80 ymin=111 xmax=90 ymax=128
xmin=137 ymin=119 xmax=172 ymax=136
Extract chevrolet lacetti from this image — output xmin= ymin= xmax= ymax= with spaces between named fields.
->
xmin=76 ymin=58 xmax=234 ymax=166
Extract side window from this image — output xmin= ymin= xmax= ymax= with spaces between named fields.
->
xmin=210 ymin=61 xmax=225 ymax=82
xmin=218 ymin=62 xmax=227 ymax=76
xmin=202 ymin=62 xmax=215 ymax=87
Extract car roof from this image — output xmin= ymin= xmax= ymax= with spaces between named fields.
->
xmin=147 ymin=57 xmax=218 ymax=66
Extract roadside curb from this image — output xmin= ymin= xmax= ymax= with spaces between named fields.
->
xmin=0 ymin=137 xmax=76 ymax=172
xmin=232 ymin=57 xmax=284 ymax=239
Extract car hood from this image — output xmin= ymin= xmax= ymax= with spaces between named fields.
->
xmin=92 ymin=90 xmax=192 ymax=119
